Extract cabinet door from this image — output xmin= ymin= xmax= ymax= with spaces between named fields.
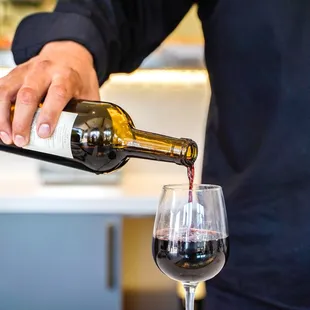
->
xmin=0 ymin=214 xmax=122 ymax=310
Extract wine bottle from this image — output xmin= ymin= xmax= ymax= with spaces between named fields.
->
xmin=0 ymin=99 xmax=198 ymax=174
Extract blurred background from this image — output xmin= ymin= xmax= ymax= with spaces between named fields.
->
xmin=0 ymin=1 xmax=211 ymax=310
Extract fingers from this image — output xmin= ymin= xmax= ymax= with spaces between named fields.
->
xmin=36 ymin=68 xmax=81 ymax=138
xmin=0 ymin=71 xmax=24 ymax=144
xmin=12 ymin=63 xmax=51 ymax=147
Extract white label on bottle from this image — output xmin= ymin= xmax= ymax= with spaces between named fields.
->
xmin=23 ymin=109 xmax=78 ymax=159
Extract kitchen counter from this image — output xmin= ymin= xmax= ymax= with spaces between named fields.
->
xmin=0 ymin=183 xmax=159 ymax=215
xmin=0 ymin=151 xmax=191 ymax=215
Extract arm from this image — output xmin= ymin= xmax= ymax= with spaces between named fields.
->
xmin=12 ymin=0 xmax=194 ymax=85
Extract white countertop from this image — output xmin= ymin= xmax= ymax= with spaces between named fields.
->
xmin=0 ymin=152 xmax=192 ymax=215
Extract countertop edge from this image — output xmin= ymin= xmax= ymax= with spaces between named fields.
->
xmin=0 ymin=196 xmax=158 ymax=215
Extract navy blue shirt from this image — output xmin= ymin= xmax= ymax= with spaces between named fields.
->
xmin=11 ymin=1 xmax=310 ymax=308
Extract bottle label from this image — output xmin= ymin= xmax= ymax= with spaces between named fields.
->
xmin=23 ymin=109 xmax=78 ymax=159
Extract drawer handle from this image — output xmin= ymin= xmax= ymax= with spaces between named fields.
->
xmin=106 ymin=224 xmax=115 ymax=289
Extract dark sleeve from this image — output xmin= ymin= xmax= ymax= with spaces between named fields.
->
xmin=11 ymin=0 xmax=194 ymax=85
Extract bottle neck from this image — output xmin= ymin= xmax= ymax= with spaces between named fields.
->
xmin=125 ymin=128 xmax=198 ymax=167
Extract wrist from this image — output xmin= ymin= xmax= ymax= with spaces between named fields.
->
xmin=39 ymin=41 xmax=94 ymax=67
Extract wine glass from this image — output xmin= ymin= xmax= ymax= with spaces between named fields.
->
xmin=152 ymin=184 xmax=229 ymax=310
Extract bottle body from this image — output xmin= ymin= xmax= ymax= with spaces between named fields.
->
xmin=0 ymin=99 xmax=198 ymax=174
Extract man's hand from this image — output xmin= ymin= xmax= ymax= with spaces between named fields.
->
xmin=0 ymin=41 xmax=100 ymax=147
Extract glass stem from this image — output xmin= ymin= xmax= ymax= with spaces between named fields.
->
xmin=183 ymin=283 xmax=197 ymax=310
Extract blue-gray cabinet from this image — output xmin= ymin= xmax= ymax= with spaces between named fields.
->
xmin=0 ymin=213 xmax=122 ymax=310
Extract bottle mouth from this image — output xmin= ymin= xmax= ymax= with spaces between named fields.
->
xmin=180 ymin=138 xmax=198 ymax=167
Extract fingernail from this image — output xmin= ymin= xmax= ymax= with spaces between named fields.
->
xmin=14 ymin=135 xmax=26 ymax=147
xmin=0 ymin=131 xmax=11 ymax=144
xmin=38 ymin=124 xmax=50 ymax=138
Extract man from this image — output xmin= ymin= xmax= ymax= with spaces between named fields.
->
xmin=0 ymin=0 xmax=309 ymax=309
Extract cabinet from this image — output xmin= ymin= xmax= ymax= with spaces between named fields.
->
xmin=0 ymin=213 xmax=122 ymax=310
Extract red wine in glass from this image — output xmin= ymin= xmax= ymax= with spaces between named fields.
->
xmin=152 ymin=184 xmax=228 ymax=310
xmin=152 ymin=228 xmax=229 ymax=283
